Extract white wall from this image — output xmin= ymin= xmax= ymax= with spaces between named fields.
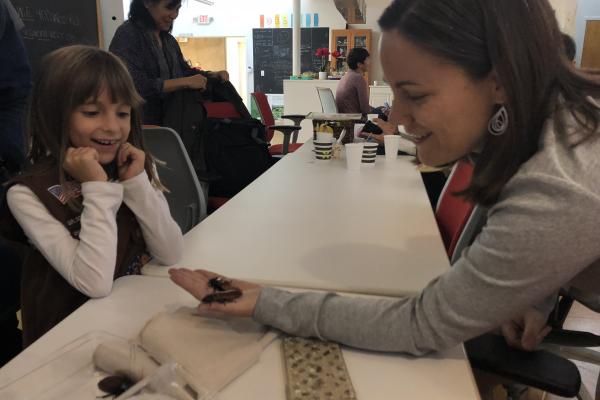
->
xmin=118 ymin=0 xmax=373 ymax=93
xmin=548 ymin=0 xmax=578 ymax=36
xmin=107 ymin=0 xmax=589 ymax=79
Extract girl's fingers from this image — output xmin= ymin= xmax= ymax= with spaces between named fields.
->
xmin=118 ymin=143 xmax=130 ymax=166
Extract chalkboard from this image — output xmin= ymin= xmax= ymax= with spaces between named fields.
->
xmin=12 ymin=0 xmax=101 ymax=75
xmin=301 ymin=28 xmax=329 ymax=74
xmin=253 ymin=28 xmax=329 ymax=94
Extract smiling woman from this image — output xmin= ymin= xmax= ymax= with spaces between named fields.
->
xmin=170 ymin=0 xmax=600 ymax=360
xmin=109 ymin=0 xmax=229 ymax=125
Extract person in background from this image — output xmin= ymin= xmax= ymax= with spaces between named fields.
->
xmin=335 ymin=47 xmax=372 ymax=115
xmin=5 ymin=46 xmax=183 ymax=346
xmin=109 ymin=0 xmax=229 ymax=125
xmin=0 ymin=0 xmax=30 ymax=181
xmin=171 ymin=0 xmax=600 ymax=362
xmin=0 ymin=0 xmax=31 ymax=366
xmin=562 ymin=33 xmax=576 ymax=64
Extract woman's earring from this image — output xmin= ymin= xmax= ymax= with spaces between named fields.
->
xmin=488 ymin=105 xmax=508 ymax=136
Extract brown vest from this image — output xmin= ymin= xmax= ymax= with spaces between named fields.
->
xmin=8 ymin=167 xmax=147 ymax=346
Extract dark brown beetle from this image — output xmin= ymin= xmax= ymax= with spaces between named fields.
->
xmin=201 ymin=288 xmax=242 ymax=304
xmin=208 ymin=277 xmax=231 ymax=291
xmin=202 ymin=276 xmax=242 ymax=304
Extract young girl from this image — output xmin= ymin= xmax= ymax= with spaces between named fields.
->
xmin=6 ymin=45 xmax=183 ymax=346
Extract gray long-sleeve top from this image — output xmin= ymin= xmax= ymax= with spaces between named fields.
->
xmin=253 ymin=110 xmax=600 ymax=355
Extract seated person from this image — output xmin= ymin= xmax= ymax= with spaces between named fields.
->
xmin=335 ymin=47 xmax=373 ymax=115
xmin=170 ymin=0 xmax=600 ymax=358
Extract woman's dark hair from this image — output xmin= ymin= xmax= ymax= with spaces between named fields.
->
xmin=128 ymin=0 xmax=181 ymax=31
xmin=562 ymin=33 xmax=577 ymax=62
xmin=379 ymin=0 xmax=600 ymax=206
xmin=347 ymin=47 xmax=370 ymax=70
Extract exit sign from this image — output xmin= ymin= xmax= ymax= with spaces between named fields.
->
xmin=193 ymin=15 xmax=212 ymax=25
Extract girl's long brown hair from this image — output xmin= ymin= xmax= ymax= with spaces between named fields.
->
xmin=24 ymin=45 xmax=164 ymax=208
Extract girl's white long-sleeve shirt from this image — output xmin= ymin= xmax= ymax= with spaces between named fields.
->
xmin=7 ymin=171 xmax=183 ymax=298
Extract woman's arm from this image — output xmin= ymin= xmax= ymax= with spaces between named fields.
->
xmin=7 ymin=182 xmax=124 ymax=298
xmin=121 ymin=171 xmax=183 ymax=265
xmin=253 ymin=171 xmax=600 ymax=354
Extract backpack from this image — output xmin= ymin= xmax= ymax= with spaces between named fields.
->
xmin=202 ymin=118 xmax=274 ymax=198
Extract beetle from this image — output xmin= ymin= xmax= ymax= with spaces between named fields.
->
xmin=201 ymin=288 xmax=242 ymax=304
xmin=208 ymin=277 xmax=231 ymax=291
xmin=202 ymin=277 xmax=242 ymax=304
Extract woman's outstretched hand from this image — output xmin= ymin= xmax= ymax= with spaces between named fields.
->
xmin=169 ymin=268 xmax=262 ymax=317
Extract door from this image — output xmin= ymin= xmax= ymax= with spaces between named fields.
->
xmin=581 ymin=19 xmax=600 ymax=69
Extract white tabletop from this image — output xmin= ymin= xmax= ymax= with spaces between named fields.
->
xmin=0 ymin=276 xmax=480 ymax=399
xmin=145 ymin=142 xmax=450 ymax=297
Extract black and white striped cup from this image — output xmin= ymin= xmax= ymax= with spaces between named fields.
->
xmin=361 ymin=142 xmax=378 ymax=164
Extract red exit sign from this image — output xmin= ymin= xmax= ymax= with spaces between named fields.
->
xmin=193 ymin=15 xmax=211 ymax=25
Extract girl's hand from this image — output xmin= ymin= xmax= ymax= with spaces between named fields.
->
xmin=501 ymin=308 xmax=552 ymax=351
xmin=117 ymin=143 xmax=146 ymax=181
xmin=63 ymin=147 xmax=108 ymax=183
xmin=169 ymin=268 xmax=262 ymax=318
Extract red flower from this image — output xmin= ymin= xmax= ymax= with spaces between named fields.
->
xmin=331 ymin=50 xmax=341 ymax=58
xmin=315 ymin=47 xmax=330 ymax=57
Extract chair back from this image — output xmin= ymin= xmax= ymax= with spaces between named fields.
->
xmin=316 ymin=87 xmax=338 ymax=113
xmin=435 ymin=159 xmax=476 ymax=260
xmin=143 ymin=127 xmax=207 ymax=233
xmin=250 ymin=92 xmax=275 ymax=142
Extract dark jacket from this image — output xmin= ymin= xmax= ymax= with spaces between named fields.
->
xmin=109 ymin=20 xmax=206 ymax=125
xmin=0 ymin=0 xmax=31 ymax=179
xmin=5 ymin=167 xmax=147 ymax=346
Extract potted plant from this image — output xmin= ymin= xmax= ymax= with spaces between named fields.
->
xmin=330 ymin=50 xmax=343 ymax=76
xmin=315 ymin=47 xmax=330 ymax=79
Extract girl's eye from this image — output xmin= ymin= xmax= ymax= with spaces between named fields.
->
xmin=82 ymin=110 xmax=99 ymax=117
xmin=118 ymin=112 xmax=131 ymax=118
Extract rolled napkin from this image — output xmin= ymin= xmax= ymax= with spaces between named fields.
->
xmin=93 ymin=340 xmax=160 ymax=382
xmin=139 ymin=307 xmax=278 ymax=393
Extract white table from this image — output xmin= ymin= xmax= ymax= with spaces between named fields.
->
xmin=0 ymin=276 xmax=480 ymax=399
xmin=145 ymin=142 xmax=450 ymax=297
xmin=0 ymin=143 xmax=481 ymax=399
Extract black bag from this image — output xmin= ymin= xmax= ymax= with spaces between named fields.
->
xmin=202 ymin=118 xmax=274 ymax=198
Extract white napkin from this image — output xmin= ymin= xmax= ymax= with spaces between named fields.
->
xmin=138 ymin=307 xmax=278 ymax=393
xmin=93 ymin=340 xmax=159 ymax=382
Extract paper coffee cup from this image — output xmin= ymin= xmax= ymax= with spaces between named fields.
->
xmin=345 ymin=143 xmax=364 ymax=171
xmin=384 ymin=135 xmax=402 ymax=161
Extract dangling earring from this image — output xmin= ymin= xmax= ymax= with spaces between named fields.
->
xmin=488 ymin=105 xmax=508 ymax=136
